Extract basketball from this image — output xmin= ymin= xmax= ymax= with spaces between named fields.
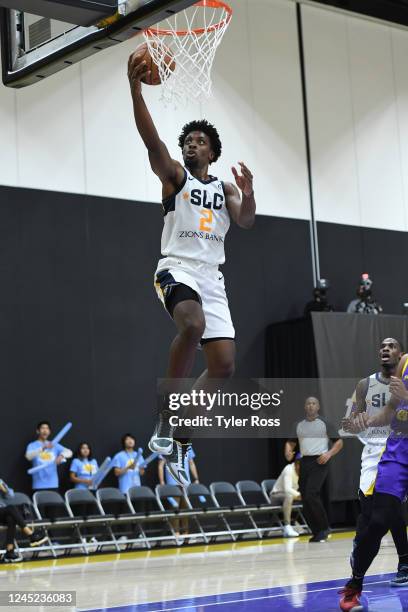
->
xmin=134 ymin=42 xmax=175 ymax=86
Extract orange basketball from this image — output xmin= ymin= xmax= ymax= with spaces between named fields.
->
xmin=134 ymin=42 xmax=175 ymax=86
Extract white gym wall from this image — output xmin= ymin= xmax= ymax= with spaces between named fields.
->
xmin=0 ymin=0 xmax=309 ymax=219
xmin=1 ymin=0 xmax=408 ymax=230
xmin=302 ymin=4 xmax=408 ymax=231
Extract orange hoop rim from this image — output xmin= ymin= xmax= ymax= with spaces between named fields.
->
xmin=144 ymin=0 xmax=233 ymax=37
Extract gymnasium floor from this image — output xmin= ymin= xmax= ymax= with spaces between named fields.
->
xmin=0 ymin=532 xmax=406 ymax=611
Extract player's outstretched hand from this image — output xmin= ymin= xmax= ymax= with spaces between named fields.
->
xmin=232 ymin=162 xmax=253 ymax=197
xmin=127 ymin=51 xmax=150 ymax=96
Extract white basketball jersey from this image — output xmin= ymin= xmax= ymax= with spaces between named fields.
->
xmin=161 ymin=168 xmax=230 ymax=266
xmin=359 ymin=372 xmax=390 ymax=494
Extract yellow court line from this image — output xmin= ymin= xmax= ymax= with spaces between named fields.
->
xmin=0 ymin=530 xmax=357 ymax=572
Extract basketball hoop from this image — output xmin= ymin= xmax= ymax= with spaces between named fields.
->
xmin=143 ymin=0 xmax=232 ymax=105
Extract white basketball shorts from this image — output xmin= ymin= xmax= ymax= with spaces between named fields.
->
xmin=359 ymin=442 xmax=385 ymax=495
xmin=154 ymin=256 xmax=235 ymax=343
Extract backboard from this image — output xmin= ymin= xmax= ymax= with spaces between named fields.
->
xmin=0 ymin=0 xmax=197 ymax=88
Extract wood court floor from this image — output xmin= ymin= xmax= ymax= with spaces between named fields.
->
xmin=0 ymin=532 xmax=403 ymax=611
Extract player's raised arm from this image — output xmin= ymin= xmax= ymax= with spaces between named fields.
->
xmin=127 ymin=51 xmax=184 ymax=188
xmin=224 ymin=162 xmax=256 ymax=229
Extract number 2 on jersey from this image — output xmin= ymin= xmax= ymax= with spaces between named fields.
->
xmin=199 ymin=209 xmax=213 ymax=232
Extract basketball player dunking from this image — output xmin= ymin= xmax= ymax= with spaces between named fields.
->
xmin=340 ymin=346 xmax=408 ymax=611
xmin=127 ymin=51 xmax=256 ymax=486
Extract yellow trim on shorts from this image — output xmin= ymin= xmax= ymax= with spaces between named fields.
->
xmin=364 ymin=479 xmax=376 ymax=497
xmin=363 ymin=445 xmax=386 ymax=496
xmin=154 ymin=280 xmax=165 ymax=302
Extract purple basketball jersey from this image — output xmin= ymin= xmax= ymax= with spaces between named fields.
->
xmin=384 ymin=358 xmax=408 ymax=452
xmin=375 ymin=357 xmax=408 ymax=500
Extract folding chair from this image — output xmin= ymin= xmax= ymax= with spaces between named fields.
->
xmin=210 ymin=482 xmax=260 ymax=539
xmin=236 ymin=480 xmax=283 ymax=535
xmin=127 ymin=486 xmax=163 ymax=514
xmin=156 ymin=484 xmax=196 ymax=544
xmin=65 ymin=489 xmax=114 ymax=553
xmin=96 ymin=488 xmax=133 ymax=516
xmin=262 ymin=479 xmax=309 ymax=534
xmin=7 ymin=492 xmax=39 ymax=525
xmin=186 ymin=483 xmax=214 ymax=510
xmin=2 ymin=493 xmax=44 ymax=556
xmin=261 ymin=479 xmax=276 ymax=499
xmin=33 ymin=491 xmax=82 ymax=555
xmin=185 ymin=483 xmax=232 ymax=543
xmin=155 ymin=484 xmax=184 ymax=511
xmin=96 ymin=487 xmax=141 ymax=549
xmin=65 ymin=489 xmax=100 ymax=519
xmin=127 ymin=486 xmax=177 ymax=547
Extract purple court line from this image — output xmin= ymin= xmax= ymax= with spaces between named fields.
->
xmin=126 ymin=582 xmax=385 ymax=612
xmin=81 ymin=572 xmax=404 ymax=612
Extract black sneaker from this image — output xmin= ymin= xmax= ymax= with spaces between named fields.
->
xmin=309 ymin=530 xmax=329 ymax=543
xmin=30 ymin=528 xmax=48 ymax=547
xmin=148 ymin=409 xmax=174 ymax=455
xmin=165 ymin=441 xmax=191 ymax=487
xmin=3 ymin=550 xmax=23 ymax=563
xmin=390 ymin=564 xmax=408 ymax=587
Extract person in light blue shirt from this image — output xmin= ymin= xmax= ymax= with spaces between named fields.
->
xmin=70 ymin=442 xmax=99 ymax=490
xmin=112 ymin=434 xmax=145 ymax=494
xmin=25 ymin=421 xmax=73 ymax=492
xmin=158 ymin=447 xmax=199 ymax=486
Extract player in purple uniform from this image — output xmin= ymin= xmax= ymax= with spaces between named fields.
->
xmin=339 ymin=352 xmax=408 ymax=611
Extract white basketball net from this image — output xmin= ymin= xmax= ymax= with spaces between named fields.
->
xmin=143 ymin=1 xmax=232 ymax=106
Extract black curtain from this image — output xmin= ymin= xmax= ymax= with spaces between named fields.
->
xmin=265 ymin=315 xmax=355 ymax=525
xmin=266 ymin=316 xmax=318 ymax=378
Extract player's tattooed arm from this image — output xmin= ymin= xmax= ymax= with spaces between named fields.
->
xmin=225 ymin=162 xmax=256 ymax=229
xmin=127 ymin=51 xmax=184 ymax=189
xmin=353 ymin=377 xmax=369 ymax=414
xmin=341 ymin=378 xmax=369 ymax=433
